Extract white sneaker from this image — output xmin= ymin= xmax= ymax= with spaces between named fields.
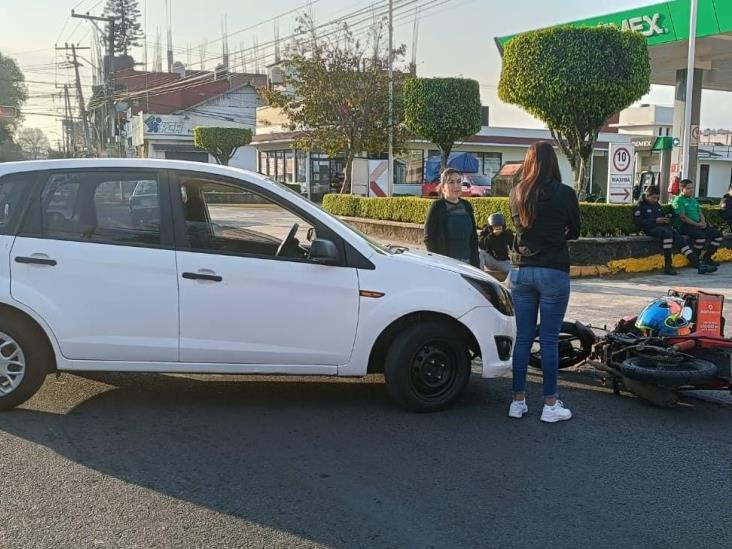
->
xmin=540 ymin=400 xmax=572 ymax=423
xmin=508 ymin=399 xmax=528 ymax=419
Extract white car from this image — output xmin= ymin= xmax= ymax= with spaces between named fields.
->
xmin=0 ymin=159 xmax=515 ymax=412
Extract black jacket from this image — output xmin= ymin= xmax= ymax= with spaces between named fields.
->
xmin=509 ymin=180 xmax=581 ymax=273
xmin=720 ymin=194 xmax=732 ymax=224
xmin=478 ymin=228 xmax=514 ymax=261
xmin=633 ymin=197 xmax=664 ymax=233
xmin=423 ymin=198 xmax=480 ymax=267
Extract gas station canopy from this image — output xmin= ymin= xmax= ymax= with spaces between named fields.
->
xmin=496 ymin=0 xmax=732 ymax=92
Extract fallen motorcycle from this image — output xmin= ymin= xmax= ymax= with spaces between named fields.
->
xmin=530 ymin=287 xmax=732 ymax=407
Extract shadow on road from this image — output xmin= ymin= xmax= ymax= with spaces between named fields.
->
xmin=2 ymin=372 xmax=731 ymax=548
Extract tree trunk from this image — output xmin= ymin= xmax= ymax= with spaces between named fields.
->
xmin=340 ymin=149 xmax=356 ymax=194
xmin=575 ymin=155 xmax=588 ymax=199
xmin=440 ymin=143 xmax=453 ymax=171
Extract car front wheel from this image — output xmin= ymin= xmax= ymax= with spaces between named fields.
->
xmin=384 ymin=322 xmax=471 ymax=412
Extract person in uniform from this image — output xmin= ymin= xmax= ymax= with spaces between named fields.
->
xmin=634 ymin=185 xmax=716 ymax=275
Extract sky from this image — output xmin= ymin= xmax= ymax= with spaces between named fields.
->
xmin=2 ymin=0 xmax=732 ymax=147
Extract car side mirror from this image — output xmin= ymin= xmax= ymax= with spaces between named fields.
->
xmin=309 ymin=238 xmax=340 ymax=266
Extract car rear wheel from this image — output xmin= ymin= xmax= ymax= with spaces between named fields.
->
xmin=384 ymin=322 xmax=471 ymax=412
xmin=0 ymin=319 xmax=52 ymax=411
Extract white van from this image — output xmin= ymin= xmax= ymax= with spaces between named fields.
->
xmin=0 ymin=159 xmax=515 ymax=412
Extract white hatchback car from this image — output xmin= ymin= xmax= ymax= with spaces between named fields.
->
xmin=0 ymin=159 xmax=515 ymax=412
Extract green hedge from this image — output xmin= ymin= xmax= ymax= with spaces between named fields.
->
xmin=322 ymin=195 xmax=726 ymax=237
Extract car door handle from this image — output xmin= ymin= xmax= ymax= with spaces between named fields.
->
xmin=182 ymin=272 xmax=223 ymax=282
xmin=15 ymin=256 xmax=57 ymax=266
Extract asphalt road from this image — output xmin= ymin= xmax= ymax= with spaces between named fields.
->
xmin=2 ymin=369 xmax=731 ymax=548
xmin=2 ymin=262 xmax=732 ymax=548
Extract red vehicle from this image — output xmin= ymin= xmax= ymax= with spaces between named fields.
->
xmin=421 ymin=173 xmax=492 ymax=198
xmin=531 ymin=288 xmax=732 ymax=407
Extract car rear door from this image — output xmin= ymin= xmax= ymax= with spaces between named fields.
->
xmin=10 ymin=168 xmax=180 ymax=362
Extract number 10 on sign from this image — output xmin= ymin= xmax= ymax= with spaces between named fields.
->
xmin=607 ymin=143 xmax=635 ymax=204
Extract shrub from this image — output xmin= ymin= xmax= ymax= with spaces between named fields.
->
xmin=322 ymin=195 xmax=726 ymax=237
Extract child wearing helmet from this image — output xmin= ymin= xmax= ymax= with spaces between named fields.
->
xmin=478 ymin=212 xmax=513 ymax=274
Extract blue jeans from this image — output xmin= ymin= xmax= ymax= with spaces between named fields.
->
xmin=510 ymin=267 xmax=571 ymax=397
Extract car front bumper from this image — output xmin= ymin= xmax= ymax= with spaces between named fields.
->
xmin=459 ymin=306 xmax=515 ymax=378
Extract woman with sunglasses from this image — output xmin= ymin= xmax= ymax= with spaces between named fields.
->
xmin=423 ymin=168 xmax=480 ymax=267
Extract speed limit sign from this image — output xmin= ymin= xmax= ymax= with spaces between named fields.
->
xmin=607 ymin=143 xmax=635 ymax=204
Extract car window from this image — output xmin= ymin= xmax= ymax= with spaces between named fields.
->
xmin=0 ymin=173 xmax=34 ymax=234
xmin=39 ymin=172 xmax=162 ymax=246
xmin=468 ymin=175 xmax=492 ymax=186
xmin=176 ymin=176 xmax=314 ymax=258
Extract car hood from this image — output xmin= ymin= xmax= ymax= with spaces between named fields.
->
xmin=388 ymin=248 xmax=497 ymax=281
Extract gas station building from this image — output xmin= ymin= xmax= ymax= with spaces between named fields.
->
xmin=496 ymin=0 xmax=732 ymax=200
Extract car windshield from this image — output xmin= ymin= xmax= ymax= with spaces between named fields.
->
xmin=467 ymin=175 xmax=492 ymax=186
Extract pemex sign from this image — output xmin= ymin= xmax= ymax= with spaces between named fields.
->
xmin=496 ymin=0 xmax=732 ymax=50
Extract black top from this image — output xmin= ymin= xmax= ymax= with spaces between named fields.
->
xmin=478 ymin=228 xmax=514 ymax=261
xmin=424 ymin=198 xmax=480 ymax=267
xmin=633 ymin=197 xmax=664 ymax=233
xmin=720 ymin=194 xmax=732 ymax=224
xmin=509 ymin=180 xmax=581 ymax=273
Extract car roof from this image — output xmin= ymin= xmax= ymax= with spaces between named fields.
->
xmin=0 ymin=158 xmax=272 ymax=187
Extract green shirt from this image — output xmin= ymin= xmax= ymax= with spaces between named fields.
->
xmin=672 ymin=195 xmax=701 ymax=223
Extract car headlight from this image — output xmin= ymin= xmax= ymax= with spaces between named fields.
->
xmin=462 ymin=275 xmax=514 ymax=316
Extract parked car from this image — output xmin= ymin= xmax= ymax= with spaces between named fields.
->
xmin=0 ymin=159 xmax=515 ymax=412
xmin=421 ymin=173 xmax=491 ymax=198
xmin=129 ymin=179 xmax=160 ymax=226
xmin=461 ymin=173 xmax=492 ymax=197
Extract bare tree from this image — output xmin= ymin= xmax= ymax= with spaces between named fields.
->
xmin=16 ymin=128 xmax=50 ymax=159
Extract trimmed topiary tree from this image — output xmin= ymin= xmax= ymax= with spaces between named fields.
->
xmin=404 ymin=77 xmax=482 ymax=169
xmin=498 ymin=26 xmax=650 ymax=194
xmin=193 ymin=127 xmax=252 ymax=166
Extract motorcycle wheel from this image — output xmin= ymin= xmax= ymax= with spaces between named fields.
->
xmin=528 ymin=321 xmax=593 ymax=370
xmin=619 ymin=356 xmax=718 ymax=386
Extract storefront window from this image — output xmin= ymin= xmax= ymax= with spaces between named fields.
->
xmin=395 ymin=149 xmax=424 ymax=185
xmin=267 ymin=154 xmax=276 ymax=179
xmin=479 ymin=152 xmax=502 ymax=179
xmin=284 ymin=150 xmax=295 ymax=183
xmin=295 ymin=150 xmax=307 ymax=183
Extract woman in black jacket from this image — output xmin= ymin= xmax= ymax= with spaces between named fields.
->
xmin=507 ymin=141 xmax=581 ymax=424
xmin=423 ymin=168 xmax=480 ymax=267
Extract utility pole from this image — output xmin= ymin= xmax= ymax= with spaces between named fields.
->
xmin=72 ymin=10 xmax=116 ymax=152
xmin=56 ymin=43 xmax=92 ymax=154
xmin=63 ymin=85 xmax=76 ymax=155
xmin=387 ymin=0 xmax=394 ymax=196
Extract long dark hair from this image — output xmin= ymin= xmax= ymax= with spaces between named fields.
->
xmin=514 ymin=141 xmax=561 ymax=228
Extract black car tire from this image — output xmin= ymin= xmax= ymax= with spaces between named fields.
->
xmin=384 ymin=322 xmax=471 ymax=412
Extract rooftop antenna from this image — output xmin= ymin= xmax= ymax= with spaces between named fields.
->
xmin=222 ymin=15 xmax=230 ymax=70
xmin=153 ymin=27 xmax=162 ymax=72
xmin=411 ymin=7 xmax=420 ymax=74
xmin=198 ymin=39 xmax=207 ymax=70
xmin=186 ymin=42 xmax=192 ymax=69
xmin=274 ymin=18 xmax=281 ymax=63
xmin=165 ymin=0 xmax=173 ymax=72
xmin=253 ymin=36 xmax=259 ymax=73
xmin=240 ymin=40 xmax=247 ymax=73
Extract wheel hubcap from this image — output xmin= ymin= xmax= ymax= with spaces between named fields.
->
xmin=410 ymin=342 xmax=458 ymax=400
xmin=0 ymin=331 xmax=26 ymax=396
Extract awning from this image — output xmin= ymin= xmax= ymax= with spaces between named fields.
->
xmin=651 ymin=136 xmax=675 ymax=150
